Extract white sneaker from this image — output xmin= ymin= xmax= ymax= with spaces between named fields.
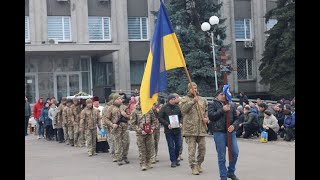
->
xmin=37 ymin=135 xmax=40 ymax=139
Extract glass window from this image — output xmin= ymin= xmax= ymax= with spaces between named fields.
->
xmin=25 ymin=58 xmax=38 ymax=73
xmin=48 ymin=16 xmax=72 ymax=42
xmin=53 ymin=57 xmax=80 ymax=72
xmin=237 ymin=59 xmax=254 ymax=80
xmin=235 ymin=19 xmax=252 ymax=41
xmin=266 ymin=19 xmax=277 ymax=31
xmin=128 ymin=17 xmax=148 ymax=40
xmin=88 ymin=16 xmax=111 ymax=41
xmin=25 ymin=16 xmax=30 ymax=42
xmin=92 ymin=62 xmax=114 ymax=86
xmin=82 ymin=72 xmax=90 ymax=94
xmin=80 ymin=56 xmax=90 ymax=71
xmin=38 ymin=73 xmax=54 ymax=99
xmin=37 ymin=57 xmax=54 ymax=72
xmin=130 ymin=61 xmax=146 ymax=84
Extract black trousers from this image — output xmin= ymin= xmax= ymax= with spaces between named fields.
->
xmin=25 ymin=116 xmax=29 ymax=135
xmin=53 ymin=129 xmax=58 ymax=141
xmin=243 ymin=124 xmax=259 ymax=138
xmin=45 ymin=125 xmax=53 ymax=140
xmin=266 ymin=128 xmax=277 ymax=141
xmin=284 ymin=128 xmax=295 ymax=141
xmin=57 ymin=128 xmax=64 ymax=142
xmin=236 ymin=126 xmax=244 ymax=137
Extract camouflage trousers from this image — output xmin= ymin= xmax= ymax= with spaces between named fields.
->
xmin=112 ymin=128 xmax=130 ymax=161
xmin=136 ymin=134 xmax=154 ymax=166
xmin=151 ymin=129 xmax=160 ymax=161
xmin=67 ymin=126 xmax=74 ymax=145
xmin=73 ymin=124 xmax=83 ymax=146
xmin=179 ymin=133 xmax=184 ymax=155
xmin=85 ymin=128 xmax=97 ymax=154
xmin=63 ymin=125 xmax=68 ymax=144
xmin=108 ymin=132 xmax=114 ymax=156
xmin=185 ymin=136 xmax=206 ymax=167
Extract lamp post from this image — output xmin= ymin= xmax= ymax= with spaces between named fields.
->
xmin=201 ymin=16 xmax=219 ymax=91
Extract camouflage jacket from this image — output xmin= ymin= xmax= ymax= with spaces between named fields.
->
xmin=151 ymin=109 xmax=161 ymax=130
xmin=63 ymin=106 xmax=74 ymax=127
xmin=180 ymin=94 xmax=208 ymax=136
xmin=71 ymin=104 xmax=82 ymax=125
xmin=80 ymin=107 xmax=101 ymax=130
xmin=129 ymin=109 xmax=156 ymax=136
xmin=104 ymin=105 xmax=128 ymax=131
xmin=54 ymin=104 xmax=64 ymax=128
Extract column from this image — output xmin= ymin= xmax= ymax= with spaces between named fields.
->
xmin=29 ymin=0 xmax=47 ymax=45
xmin=70 ymin=0 xmax=89 ymax=43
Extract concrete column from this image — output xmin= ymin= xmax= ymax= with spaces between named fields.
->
xmin=251 ymin=0 xmax=269 ymax=92
xmin=221 ymin=0 xmax=238 ymax=93
xmin=148 ymin=0 xmax=160 ymax=44
xmin=29 ymin=0 xmax=47 ymax=45
xmin=70 ymin=0 xmax=89 ymax=43
xmin=111 ymin=0 xmax=131 ymax=91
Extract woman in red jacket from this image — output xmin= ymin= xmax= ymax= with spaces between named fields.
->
xmin=33 ymin=97 xmax=44 ymax=138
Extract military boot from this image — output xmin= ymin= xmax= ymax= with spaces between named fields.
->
xmin=118 ymin=160 xmax=124 ymax=166
xmin=88 ymin=151 xmax=93 ymax=156
xmin=112 ymin=158 xmax=118 ymax=162
xmin=141 ymin=165 xmax=147 ymax=171
xmin=197 ymin=164 xmax=203 ymax=173
xmin=147 ymin=162 xmax=153 ymax=169
xmin=123 ymin=157 xmax=130 ymax=164
xmin=92 ymin=150 xmax=98 ymax=155
xmin=191 ymin=164 xmax=200 ymax=175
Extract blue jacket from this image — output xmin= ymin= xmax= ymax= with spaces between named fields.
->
xmin=284 ymin=113 xmax=295 ymax=129
xmin=40 ymin=107 xmax=52 ymax=126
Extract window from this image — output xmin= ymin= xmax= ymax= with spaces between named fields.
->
xmin=47 ymin=16 xmax=71 ymax=42
xmin=128 ymin=17 xmax=148 ymax=40
xmin=130 ymin=61 xmax=146 ymax=84
xmin=235 ymin=19 xmax=252 ymax=41
xmin=88 ymin=17 xmax=111 ymax=41
xmin=237 ymin=59 xmax=254 ymax=80
xmin=92 ymin=62 xmax=114 ymax=86
xmin=25 ymin=16 xmax=30 ymax=42
xmin=266 ymin=19 xmax=277 ymax=31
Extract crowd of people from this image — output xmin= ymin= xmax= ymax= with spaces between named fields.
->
xmin=25 ymin=85 xmax=295 ymax=180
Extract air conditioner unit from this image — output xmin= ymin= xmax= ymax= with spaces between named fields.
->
xmin=48 ymin=39 xmax=58 ymax=45
xmin=56 ymin=0 xmax=68 ymax=2
xmin=244 ymin=40 xmax=254 ymax=48
xmin=98 ymin=0 xmax=109 ymax=2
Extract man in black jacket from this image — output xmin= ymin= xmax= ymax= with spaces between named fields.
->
xmin=158 ymin=94 xmax=183 ymax=168
xmin=208 ymin=90 xmax=240 ymax=180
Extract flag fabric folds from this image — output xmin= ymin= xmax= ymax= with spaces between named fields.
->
xmin=222 ymin=84 xmax=232 ymax=103
xmin=140 ymin=0 xmax=186 ymax=114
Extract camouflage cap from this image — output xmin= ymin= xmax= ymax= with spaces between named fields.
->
xmin=61 ymin=97 xmax=67 ymax=102
xmin=187 ymin=82 xmax=197 ymax=90
xmin=112 ymin=93 xmax=121 ymax=100
xmin=86 ymin=99 xmax=93 ymax=104
xmin=108 ymin=93 xmax=115 ymax=101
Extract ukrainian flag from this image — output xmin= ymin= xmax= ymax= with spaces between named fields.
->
xmin=140 ymin=0 xmax=186 ymax=114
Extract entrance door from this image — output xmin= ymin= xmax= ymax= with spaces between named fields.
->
xmin=25 ymin=73 xmax=38 ymax=104
xmin=54 ymin=73 xmax=81 ymax=101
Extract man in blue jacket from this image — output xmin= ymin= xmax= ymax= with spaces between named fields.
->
xmin=280 ymin=104 xmax=295 ymax=141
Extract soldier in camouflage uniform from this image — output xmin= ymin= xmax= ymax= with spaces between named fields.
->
xmin=72 ymin=97 xmax=83 ymax=147
xmin=54 ymin=97 xmax=67 ymax=143
xmin=120 ymin=98 xmax=131 ymax=163
xmin=102 ymin=93 xmax=115 ymax=156
xmin=104 ymin=93 xmax=130 ymax=165
xmin=180 ymin=82 xmax=208 ymax=175
xmin=63 ymin=99 xmax=74 ymax=146
xmin=129 ymin=100 xmax=156 ymax=171
xmin=79 ymin=99 xmax=102 ymax=156
xmin=150 ymin=103 xmax=161 ymax=163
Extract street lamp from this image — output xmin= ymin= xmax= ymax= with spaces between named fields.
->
xmin=201 ymin=16 xmax=219 ymax=91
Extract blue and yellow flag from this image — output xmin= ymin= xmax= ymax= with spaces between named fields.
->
xmin=140 ymin=0 xmax=186 ymax=114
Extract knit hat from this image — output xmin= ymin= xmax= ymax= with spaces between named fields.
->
xmin=214 ymin=89 xmax=223 ymax=97
xmin=167 ymin=94 xmax=176 ymax=101
xmin=86 ymin=99 xmax=93 ymax=104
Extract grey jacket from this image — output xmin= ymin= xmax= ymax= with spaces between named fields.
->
xmin=25 ymin=101 xmax=31 ymax=117
xmin=48 ymin=107 xmax=57 ymax=129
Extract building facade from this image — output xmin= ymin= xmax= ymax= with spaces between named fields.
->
xmin=221 ymin=0 xmax=277 ymax=97
xmin=25 ymin=0 xmax=277 ymax=104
